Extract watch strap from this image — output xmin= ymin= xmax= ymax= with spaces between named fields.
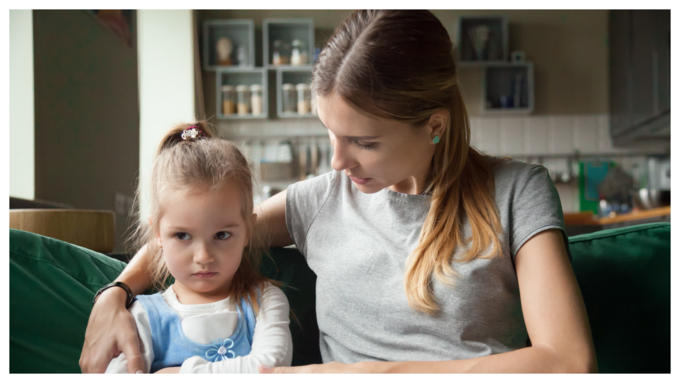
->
xmin=93 ymin=281 xmax=134 ymax=309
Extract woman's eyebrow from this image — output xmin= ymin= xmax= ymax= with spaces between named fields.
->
xmin=320 ymin=122 xmax=380 ymax=140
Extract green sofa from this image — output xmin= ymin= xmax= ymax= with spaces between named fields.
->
xmin=9 ymin=222 xmax=670 ymax=373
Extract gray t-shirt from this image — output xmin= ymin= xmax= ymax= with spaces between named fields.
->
xmin=285 ymin=158 xmax=570 ymax=363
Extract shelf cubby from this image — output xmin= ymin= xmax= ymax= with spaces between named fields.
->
xmin=481 ymin=62 xmax=534 ymax=115
xmin=203 ymin=19 xmax=255 ymax=71
xmin=263 ymin=18 xmax=315 ymax=69
xmin=456 ymin=16 xmax=508 ymax=66
xmin=216 ymin=68 xmax=268 ymax=120
xmin=276 ymin=68 xmax=317 ymax=119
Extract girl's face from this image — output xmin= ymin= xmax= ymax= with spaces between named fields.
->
xmin=153 ymin=182 xmax=252 ymax=305
xmin=316 ymin=92 xmax=447 ymax=195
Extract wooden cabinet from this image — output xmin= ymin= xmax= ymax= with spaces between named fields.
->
xmin=609 ymin=10 xmax=670 ymax=145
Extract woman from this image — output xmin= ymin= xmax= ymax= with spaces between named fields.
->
xmin=80 ymin=10 xmax=596 ymax=373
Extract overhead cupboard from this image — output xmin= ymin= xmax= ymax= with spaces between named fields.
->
xmin=203 ymin=18 xmax=317 ymax=120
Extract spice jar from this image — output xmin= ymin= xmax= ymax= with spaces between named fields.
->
xmin=272 ymin=40 xmax=289 ymax=66
xmin=282 ymin=83 xmax=296 ymax=113
xmin=250 ymin=84 xmax=263 ymax=116
xmin=291 ymin=39 xmax=308 ymax=66
xmin=311 ymin=90 xmax=317 ymax=115
xmin=296 ymin=83 xmax=311 ymax=114
xmin=221 ymin=85 xmax=236 ymax=115
xmin=236 ymin=85 xmax=251 ymax=116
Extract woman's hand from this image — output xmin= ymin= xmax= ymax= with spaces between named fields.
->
xmin=79 ymin=287 xmax=144 ymax=373
xmin=259 ymin=362 xmax=365 ymax=373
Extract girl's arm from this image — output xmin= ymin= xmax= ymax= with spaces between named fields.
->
xmin=179 ymin=284 xmax=293 ymax=373
xmin=263 ymin=229 xmax=598 ymax=373
xmin=79 ymin=245 xmax=153 ymax=373
xmin=104 ymin=302 xmax=155 ymax=373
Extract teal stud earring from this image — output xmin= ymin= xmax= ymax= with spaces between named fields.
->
xmin=432 ymin=136 xmax=440 ymax=144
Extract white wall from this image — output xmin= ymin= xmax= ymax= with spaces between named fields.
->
xmin=138 ymin=10 xmax=195 ymax=220
xmin=10 ymin=10 xmax=35 ymax=199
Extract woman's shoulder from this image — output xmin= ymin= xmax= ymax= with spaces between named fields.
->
xmin=489 ymin=157 xmax=550 ymax=188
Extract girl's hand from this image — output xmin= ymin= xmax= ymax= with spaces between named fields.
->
xmin=154 ymin=367 xmax=181 ymax=374
xmin=259 ymin=362 xmax=363 ymax=373
xmin=79 ymin=287 xmax=144 ymax=373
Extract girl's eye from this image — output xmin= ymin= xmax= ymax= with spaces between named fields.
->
xmin=354 ymin=141 xmax=376 ymax=150
xmin=175 ymin=232 xmax=191 ymax=241
xmin=214 ymin=231 xmax=231 ymax=240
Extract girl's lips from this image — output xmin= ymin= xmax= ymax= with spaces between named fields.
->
xmin=349 ymin=176 xmax=371 ymax=185
xmin=193 ymin=272 xmax=217 ymax=279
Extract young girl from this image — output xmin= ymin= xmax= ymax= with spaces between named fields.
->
xmin=105 ymin=123 xmax=293 ymax=373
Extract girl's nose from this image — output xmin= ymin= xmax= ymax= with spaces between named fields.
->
xmin=193 ymin=243 xmax=214 ymax=265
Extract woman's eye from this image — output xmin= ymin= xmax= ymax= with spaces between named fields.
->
xmin=175 ymin=232 xmax=191 ymax=240
xmin=214 ymin=231 xmax=231 ymax=240
xmin=354 ymin=141 xmax=376 ymax=150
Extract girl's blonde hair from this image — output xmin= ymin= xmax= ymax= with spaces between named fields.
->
xmin=313 ymin=10 xmax=507 ymax=314
xmin=128 ymin=121 xmax=270 ymax=314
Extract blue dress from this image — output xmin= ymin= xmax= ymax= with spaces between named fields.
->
xmin=136 ymin=292 xmax=257 ymax=373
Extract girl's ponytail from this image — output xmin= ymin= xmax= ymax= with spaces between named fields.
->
xmin=155 ymin=121 xmax=217 ymax=157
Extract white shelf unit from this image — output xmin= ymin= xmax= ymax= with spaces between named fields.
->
xmin=456 ymin=16 xmax=509 ymax=67
xmin=263 ymin=18 xmax=315 ymax=69
xmin=203 ymin=19 xmax=255 ymax=71
xmin=481 ymin=62 xmax=534 ymax=115
xmin=216 ymin=68 xmax=268 ymax=120
xmin=276 ymin=67 xmax=318 ymax=119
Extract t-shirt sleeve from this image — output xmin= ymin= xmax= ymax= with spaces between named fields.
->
xmin=509 ymin=164 xmax=572 ymax=261
xmin=285 ymin=171 xmax=337 ymax=255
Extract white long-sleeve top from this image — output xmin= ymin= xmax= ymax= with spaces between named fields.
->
xmin=105 ymin=283 xmax=292 ymax=373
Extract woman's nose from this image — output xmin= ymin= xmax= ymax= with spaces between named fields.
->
xmin=330 ymin=139 xmax=354 ymax=172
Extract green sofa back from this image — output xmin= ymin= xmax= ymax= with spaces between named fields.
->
xmin=9 ymin=222 xmax=670 ymax=373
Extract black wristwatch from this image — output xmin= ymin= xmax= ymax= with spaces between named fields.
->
xmin=92 ymin=281 xmax=134 ymax=309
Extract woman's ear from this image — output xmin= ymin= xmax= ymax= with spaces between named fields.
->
xmin=428 ymin=109 xmax=449 ymax=141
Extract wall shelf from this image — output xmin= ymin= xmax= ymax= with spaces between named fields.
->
xmin=263 ymin=18 xmax=315 ymax=69
xmin=456 ymin=16 xmax=508 ymax=66
xmin=276 ymin=68 xmax=317 ymax=119
xmin=216 ymin=68 xmax=268 ymax=119
xmin=203 ymin=19 xmax=255 ymax=71
xmin=481 ymin=62 xmax=534 ymax=115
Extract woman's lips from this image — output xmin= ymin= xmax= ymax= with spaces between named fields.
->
xmin=349 ymin=176 xmax=371 ymax=185
xmin=193 ymin=272 xmax=217 ymax=279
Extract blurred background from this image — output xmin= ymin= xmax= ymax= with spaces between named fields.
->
xmin=9 ymin=10 xmax=670 ymax=254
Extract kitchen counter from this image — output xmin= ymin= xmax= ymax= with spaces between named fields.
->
xmin=563 ymin=206 xmax=670 ymax=236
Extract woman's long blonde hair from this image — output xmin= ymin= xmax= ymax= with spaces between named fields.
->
xmin=313 ymin=10 xmax=506 ymax=314
xmin=127 ymin=121 xmax=271 ymax=314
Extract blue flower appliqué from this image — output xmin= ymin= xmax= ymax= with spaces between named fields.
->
xmin=205 ymin=338 xmax=236 ymax=362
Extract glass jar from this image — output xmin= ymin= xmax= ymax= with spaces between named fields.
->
xmin=296 ymin=83 xmax=311 ymax=114
xmin=291 ymin=39 xmax=308 ymax=66
xmin=236 ymin=85 xmax=250 ymax=116
xmin=311 ymin=89 xmax=317 ymax=115
xmin=250 ymin=84 xmax=263 ymax=116
xmin=272 ymin=40 xmax=289 ymax=66
xmin=221 ymin=85 xmax=236 ymax=115
xmin=282 ymin=83 xmax=296 ymax=113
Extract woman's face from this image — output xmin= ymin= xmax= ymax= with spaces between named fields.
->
xmin=317 ymin=92 xmax=446 ymax=195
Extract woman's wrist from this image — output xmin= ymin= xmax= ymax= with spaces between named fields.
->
xmin=95 ymin=285 xmax=129 ymax=307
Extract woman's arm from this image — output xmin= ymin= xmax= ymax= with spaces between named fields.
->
xmin=179 ymin=284 xmax=293 ymax=373
xmin=79 ymin=245 xmax=153 ymax=373
xmin=254 ymin=190 xmax=294 ymax=247
xmin=263 ymin=229 xmax=597 ymax=373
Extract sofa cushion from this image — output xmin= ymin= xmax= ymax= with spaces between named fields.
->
xmin=9 ymin=229 xmax=320 ymax=373
xmin=568 ymin=222 xmax=670 ymax=373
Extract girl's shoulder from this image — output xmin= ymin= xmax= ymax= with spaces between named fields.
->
xmin=490 ymin=157 xmax=551 ymax=188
